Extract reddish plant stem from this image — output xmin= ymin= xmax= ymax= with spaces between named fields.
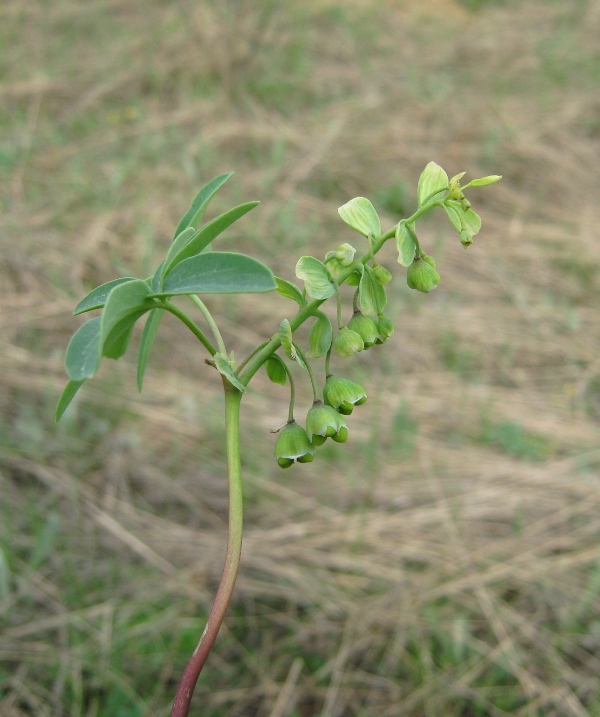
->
xmin=170 ymin=384 xmax=244 ymax=717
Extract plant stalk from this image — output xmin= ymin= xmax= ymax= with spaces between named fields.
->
xmin=170 ymin=383 xmax=244 ymax=717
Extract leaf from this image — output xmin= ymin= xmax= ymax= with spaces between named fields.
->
xmin=275 ymin=277 xmax=305 ymax=306
xmin=337 ymin=197 xmax=381 ymax=237
xmin=265 ymin=355 xmax=287 ymax=385
xmin=56 ymin=379 xmax=86 ymax=421
xmin=214 ymin=353 xmax=246 ymax=393
xmin=295 ymin=256 xmax=336 ymax=300
xmin=445 ymin=201 xmax=482 ymax=236
xmin=154 ymin=252 xmax=276 ymax=296
xmin=173 ymin=173 xmax=234 ymax=239
xmin=155 ymin=227 xmax=196 ymax=288
xmin=103 ymin=322 xmax=139 ymax=360
xmin=464 ymin=175 xmax=502 ymax=188
xmin=463 ymin=208 xmax=482 ymax=236
xmin=444 ymin=202 xmax=463 ymax=232
xmin=359 ymin=265 xmax=386 ymax=315
xmin=307 ymin=313 xmax=333 ymax=358
xmin=137 ymin=308 xmax=164 ymax=391
xmin=100 ymin=279 xmax=154 ymax=359
xmin=163 ymin=201 xmax=259 ymax=278
xmin=73 ymin=278 xmax=137 ymax=315
xmin=279 ymin=319 xmax=295 ymax=360
xmin=417 ymin=161 xmax=449 ymax=206
xmin=395 ymin=222 xmax=417 ymax=267
xmin=65 ymin=316 xmax=102 ymax=380
xmin=150 ymin=262 xmax=163 ymax=293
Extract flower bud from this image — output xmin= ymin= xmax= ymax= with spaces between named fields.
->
xmin=460 ymin=230 xmax=473 ymax=247
xmin=306 ymin=401 xmax=347 ymax=446
xmin=377 ymin=314 xmax=395 ymax=340
xmin=460 ymin=197 xmax=471 ymax=211
xmin=274 ymin=421 xmax=315 ymax=468
xmin=348 ymin=312 xmax=380 ymax=348
xmin=406 ymin=256 xmax=440 ymax=293
xmin=323 ymin=375 xmax=367 ymax=415
xmin=334 ymin=327 xmax=364 ymax=358
xmin=372 ymin=263 xmax=392 ymax=285
xmin=334 ymin=243 xmax=356 ymax=267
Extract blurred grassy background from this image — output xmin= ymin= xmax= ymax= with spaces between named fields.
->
xmin=1 ymin=0 xmax=600 ymax=715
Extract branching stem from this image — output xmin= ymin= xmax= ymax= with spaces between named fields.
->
xmin=189 ymin=294 xmax=227 ymax=355
xmin=159 ymin=300 xmax=217 ymax=356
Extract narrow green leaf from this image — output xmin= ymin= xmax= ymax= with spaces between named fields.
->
xmin=103 ymin=321 xmax=140 ymax=359
xmin=65 ymin=316 xmax=102 ymax=380
xmin=417 ymin=161 xmax=449 ymax=206
xmin=100 ymin=279 xmax=154 ymax=359
xmin=214 ymin=353 xmax=246 ymax=392
xmin=307 ymin=313 xmax=333 ymax=358
xmin=295 ymin=256 xmax=336 ymax=300
xmin=154 ymin=252 xmax=276 ymax=296
xmin=73 ymin=278 xmax=137 ymax=315
xmin=338 ymin=197 xmax=381 ymax=237
xmin=445 ymin=201 xmax=482 ymax=236
xmin=275 ymin=277 xmax=305 ymax=306
xmin=151 ymin=261 xmax=164 ymax=293
xmin=395 ymin=222 xmax=417 ymax=267
xmin=173 ymin=173 xmax=234 ymax=239
xmin=265 ymin=355 xmax=287 ymax=385
xmin=56 ymin=379 xmax=86 ymax=421
xmin=137 ymin=308 xmax=164 ymax=391
xmin=163 ymin=201 xmax=259 ymax=278
xmin=155 ymin=227 xmax=196 ymax=288
xmin=464 ymin=175 xmax=502 ymax=188
xmin=279 ymin=319 xmax=295 ymax=361
xmin=359 ymin=265 xmax=386 ymax=315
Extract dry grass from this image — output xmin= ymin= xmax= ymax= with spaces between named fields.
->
xmin=1 ymin=0 xmax=600 ymax=715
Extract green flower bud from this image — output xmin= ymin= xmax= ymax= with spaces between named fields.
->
xmin=334 ymin=327 xmax=364 ymax=358
xmin=448 ymin=172 xmax=466 ymax=201
xmin=274 ymin=421 xmax=315 ymax=468
xmin=460 ymin=230 xmax=473 ymax=247
xmin=421 ymin=253 xmax=436 ymax=267
xmin=348 ymin=312 xmax=381 ymax=348
xmin=407 ymin=256 xmax=440 ymax=293
xmin=377 ymin=314 xmax=395 ymax=340
xmin=334 ymin=243 xmax=356 ymax=267
xmin=345 ymin=271 xmax=361 ymax=286
xmin=461 ymin=197 xmax=471 ymax=211
xmin=372 ymin=263 xmax=392 ymax=285
xmin=306 ymin=401 xmax=347 ymax=445
xmin=323 ymin=375 xmax=367 ymax=415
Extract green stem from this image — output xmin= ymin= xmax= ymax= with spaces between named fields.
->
xmin=325 ymin=346 xmax=332 ymax=376
xmin=188 ymin=294 xmax=227 ymax=355
xmin=170 ymin=384 xmax=244 ymax=717
xmin=282 ymin=361 xmax=296 ymax=422
xmin=293 ymin=344 xmax=318 ymax=401
xmin=158 ymin=301 xmax=217 ymax=356
xmin=237 ymin=340 xmax=270 ymax=374
xmin=335 ymin=284 xmax=344 ymax=330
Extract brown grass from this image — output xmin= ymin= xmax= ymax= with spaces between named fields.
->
xmin=1 ymin=0 xmax=600 ymax=715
